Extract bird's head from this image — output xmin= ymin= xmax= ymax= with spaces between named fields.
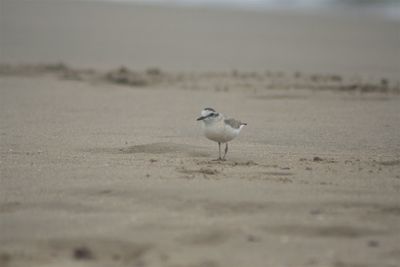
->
xmin=196 ymin=107 xmax=219 ymax=122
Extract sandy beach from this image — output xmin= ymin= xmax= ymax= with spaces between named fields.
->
xmin=1 ymin=1 xmax=400 ymax=267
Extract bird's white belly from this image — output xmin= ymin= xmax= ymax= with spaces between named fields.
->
xmin=203 ymin=123 xmax=238 ymax=143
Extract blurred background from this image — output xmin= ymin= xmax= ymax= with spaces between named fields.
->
xmin=1 ymin=0 xmax=399 ymax=79
xmin=124 ymin=0 xmax=400 ymax=18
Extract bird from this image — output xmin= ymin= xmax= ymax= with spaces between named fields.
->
xmin=197 ymin=107 xmax=247 ymax=160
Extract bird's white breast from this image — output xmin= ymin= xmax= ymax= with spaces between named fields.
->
xmin=202 ymin=120 xmax=242 ymax=143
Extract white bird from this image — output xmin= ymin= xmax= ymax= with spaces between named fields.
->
xmin=197 ymin=107 xmax=247 ymax=160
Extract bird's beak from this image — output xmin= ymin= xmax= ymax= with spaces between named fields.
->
xmin=196 ymin=116 xmax=206 ymax=121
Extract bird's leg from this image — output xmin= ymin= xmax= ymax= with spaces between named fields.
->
xmin=218 ymin=142 xmax=222 ymax=160
xmin=222 ymin=143 xmax=228 ymax=160
xmin=212 ymin=142 xmax=222 ymax=161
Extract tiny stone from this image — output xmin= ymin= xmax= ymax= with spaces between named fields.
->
xmin=310 ymin=209 xmax=321 ymax=215
xmin=73 ymin=247 xmax=93 ymax=260
xmin=0 ymin=253 xmax=11 ymax=263
xmin=247 ymin=235 xmax=261 ymax=242
xmin=368 ymin=240 xmax=379 ymax=247
xmin=313 ymin=156 xmax=323 ymax=162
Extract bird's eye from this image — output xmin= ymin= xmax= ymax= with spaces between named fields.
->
xmin=205 ymin=112 xmax=218 ymax=118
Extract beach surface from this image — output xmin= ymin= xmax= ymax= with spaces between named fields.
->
xmin=1 ymin=1 xmax=400 ymax=267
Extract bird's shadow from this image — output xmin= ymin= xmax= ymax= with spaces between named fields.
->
xmin=84 ymin=142 xmax=211 ymax=157
xmin=195 ymin=159 xmax=259 ymax=167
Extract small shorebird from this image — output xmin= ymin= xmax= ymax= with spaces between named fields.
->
xmin=197 ymin=107 xmax=247 ymax=160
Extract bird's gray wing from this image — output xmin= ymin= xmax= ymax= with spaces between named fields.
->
xmin=224 ymin=118 xmax=246 ymax=129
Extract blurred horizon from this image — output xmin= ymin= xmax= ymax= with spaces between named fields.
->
xmin=77 ymin=0 xmax=400 ymax=20
xmin=2 ymin=0 xmax=399 ymax=79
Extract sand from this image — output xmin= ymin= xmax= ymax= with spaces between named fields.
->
xmin=1 ymin=1 xmax=400 ymax=267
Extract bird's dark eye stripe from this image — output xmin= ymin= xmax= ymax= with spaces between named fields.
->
xmin=204 ymin=112 xmax=218 ymax=119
